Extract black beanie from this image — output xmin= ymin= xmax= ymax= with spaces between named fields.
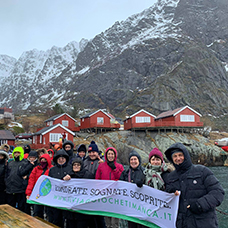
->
xmin=28 ymin=150 xmax=38 ymax=158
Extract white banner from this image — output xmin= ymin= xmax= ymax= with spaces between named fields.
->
xmin=28 ymin=175 xmax=180 ymax=228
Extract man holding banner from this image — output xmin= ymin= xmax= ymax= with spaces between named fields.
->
xmin=165 ymin=142 xmax=225 ymax=228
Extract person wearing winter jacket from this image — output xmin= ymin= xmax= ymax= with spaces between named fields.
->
xmin=144 ymin=148 xmax=169 ymax=191
xmin=96 ymin=147 xmax=124 ymax=228
xmin=62 ymin=140 xmax=77 ymax=164
xmin=24 ymin=144 xmax=31 ymax=154
xmin=63 ymin=158 xmax=94 ymax=228
xmin=5 ymin=147 xmax=28 ymax=212
xmin=47 ymin=149 xmax=72 ymax=227
xmin=20 ymin=150 xmax=39 ymax=214
xmin=26 ymin=153 xmax=53 ymax=218
xmin=165 ymin=142 xmax=225 ymax=228
xmin=1 ymin=143 xmax=10 ymax=153
xmin=76 ymin=144 xmax=87 ymax=160
xmin=0 ymin=150 xmax=9 ymax=205
xmin=119 ymin=150 xmax=146 ymax=228
xmin=96 ymin=147 xmax=124 ymax=180
xmin=83 ymin=141 xmax=104 ymax=177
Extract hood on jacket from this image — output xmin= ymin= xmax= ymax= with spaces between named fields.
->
xmin=12 ymin=147 xmax=24 ymax=161
xmin=0 ymin=149 xmax=9 ymax=160
xmin=105 ymin=147 xmax=117 ymax=162
xmin=24 ymin=144 xmax=31 ymax=154
xmin=77 ymin=144 xmax=87 ymax=153
xmin=39 ymin=153 xmax=52 ymax=168
xmin=47 ymin=149 xmax=54 ymax=160
xmin=129 ymin=150 xmax=141 ymax=165
xmin=63 ymin=140 xmax=74 ymax=150
xmin=1 ymin=144 xmax=10 ymax=152
xmin=165 ymin=142 xmax=192 ymax=171
xmin=53 ymin=149 xmax=69 ymax=165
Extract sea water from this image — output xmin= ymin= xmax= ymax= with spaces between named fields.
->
xmin=209 ymin=167 xmax=228 ymax=228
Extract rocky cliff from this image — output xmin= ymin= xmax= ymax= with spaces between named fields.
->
xmin=74 ymin=131 xmax=226 ymax=166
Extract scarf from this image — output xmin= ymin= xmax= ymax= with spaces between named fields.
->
xmin=144 ymin=162 xmax=167 ymax=190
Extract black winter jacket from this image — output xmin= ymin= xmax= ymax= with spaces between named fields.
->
xmin=165 ymin=142 xmax=225 ymax=228
xmin=119 ymin=150 xmax=145 ymax=187
xmin=5 ymin=158 xmax=28 ymax=194
xmin=63 ymin=165 xmax=94 ymax=221
xmin=49 ymin=149 xmax=72 ymax=180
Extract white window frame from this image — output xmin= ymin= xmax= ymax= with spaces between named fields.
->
xmin=136 ymin=116 xmax=151 ymax=123
xmin=49 ymin=121 xmax=53 ymax=126
xmin=49 ymin=133 xmax=68 ymax=142
xmin=62 ymin=120 xmax=69 ymax=127
xmin=97 ymin=117 xmax=104 ymax=125
xmin=180 ymin=115 xmax=195 ymax=122
xmin=40 ymin=135 xmax=42 ymax=144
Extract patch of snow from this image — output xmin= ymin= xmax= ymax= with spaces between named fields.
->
xmin=77 ymin=66 xmax=90 ymax=75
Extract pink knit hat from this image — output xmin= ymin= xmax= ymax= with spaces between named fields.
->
xmin=149 ymin=148 xmax=163 ymax=162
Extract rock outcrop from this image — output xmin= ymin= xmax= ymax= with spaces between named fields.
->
xmin=74 ymin=131 xmax=225 ymax=166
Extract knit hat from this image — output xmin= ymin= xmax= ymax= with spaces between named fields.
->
xmin=28 ymin=150 xmax=38 ymax=158
xmin=149 ymin=148 xmax=164 ymax=162
xmin=88 ymin=141 xmax=99 ymax=153
xmin=129 ymin=150 xmax=141 ymax=164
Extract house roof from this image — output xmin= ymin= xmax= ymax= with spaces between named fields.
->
xmin=155 ymin=106 xmax=202 ymax=120
xmin=0 ymin=130 xmax=15 ymax=140
xmin=130 ymin=109 xmax=156 ymax=118
xmin=44 ymin=113 xmax=76 ymax=122
xmin=33 ymin=124 xmax=75 ymax=136
xmin=124 ymin=109 xmax=156 ymax=121
xmin=80 ymin=109 xmax=112 ymax=119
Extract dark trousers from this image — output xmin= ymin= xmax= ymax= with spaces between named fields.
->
xmin=7 ymin=192 xmax=26 ymax=212
xmin=128 ymin=221 xmax=146 ymax=228
xmin=67 ymin=219 xmax=89 ymax=228
xmin=33 ymin=204 xmax=45 ymax=219
xmin=47 ymin=206 xmax=64 ymax=228
xmin=94 ymin=215 xmax=107 ymax=228
xmin=0 ymin=190 xmax=7 ymax=205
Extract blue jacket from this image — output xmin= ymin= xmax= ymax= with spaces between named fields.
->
xmin=165 ymin=143 xmax=224 ymax=228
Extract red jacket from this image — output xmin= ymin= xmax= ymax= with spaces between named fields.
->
xmin=95 ymin=147 xmax=124 ymax=181
xmin=26 ymin=154 xmax=53 ymax=196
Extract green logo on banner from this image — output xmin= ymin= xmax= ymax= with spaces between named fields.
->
xmin=36 ymin=178 xmax=52 ymax=199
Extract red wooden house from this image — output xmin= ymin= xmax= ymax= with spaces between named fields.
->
xmin=155 ymin=106 xmax=203 ymax=127
xmin=44 ymin=113 xmax=79 ymax=132
xmin=124 ymin=109 xmax=156 ymax=130
xmin=0 ymin=130 xmax=15 ymax=146
xmin=80 ymin=110 xmax=120 ymax=131
xmin=32 ymin=123 xmax=75 ymax=147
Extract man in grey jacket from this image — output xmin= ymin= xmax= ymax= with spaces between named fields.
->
xmin=165 ymin=142 xmax=224 ymax=228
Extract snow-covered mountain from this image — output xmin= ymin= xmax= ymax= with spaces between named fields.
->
xmin=0 ymin=0 xmax=228 ymax=117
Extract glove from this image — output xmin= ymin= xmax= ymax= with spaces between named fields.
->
xmin=135 ymin=179 xmax=143 ymax=188
xmin=108 ymin=161 xmax=116 ymax=170
xmin=188 ymin=201 xmax=202 ymax=214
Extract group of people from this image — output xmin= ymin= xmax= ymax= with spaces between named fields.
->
xmin=0 ymin=140 xmax=225 ymax=228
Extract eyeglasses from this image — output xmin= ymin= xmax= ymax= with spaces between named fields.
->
xmin=73 ymin=163 xmax=81 ymax=167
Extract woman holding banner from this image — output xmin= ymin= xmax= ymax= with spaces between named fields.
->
xmin=144 ymin=148 xmax=169 ymax=191
xmin=119 ymin=150 xmax=146 ymax=228
xmin=63 ymin=157 xmax=94 ymax=228
xmin=96 ymin=147 xmax=124 ymax=228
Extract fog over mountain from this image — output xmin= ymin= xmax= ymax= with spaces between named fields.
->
xmin=0 ymin=0 xmax=228 ymax=118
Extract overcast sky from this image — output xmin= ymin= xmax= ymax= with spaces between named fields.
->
xmin=1 ymin=0 xmax=157 ymax=59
